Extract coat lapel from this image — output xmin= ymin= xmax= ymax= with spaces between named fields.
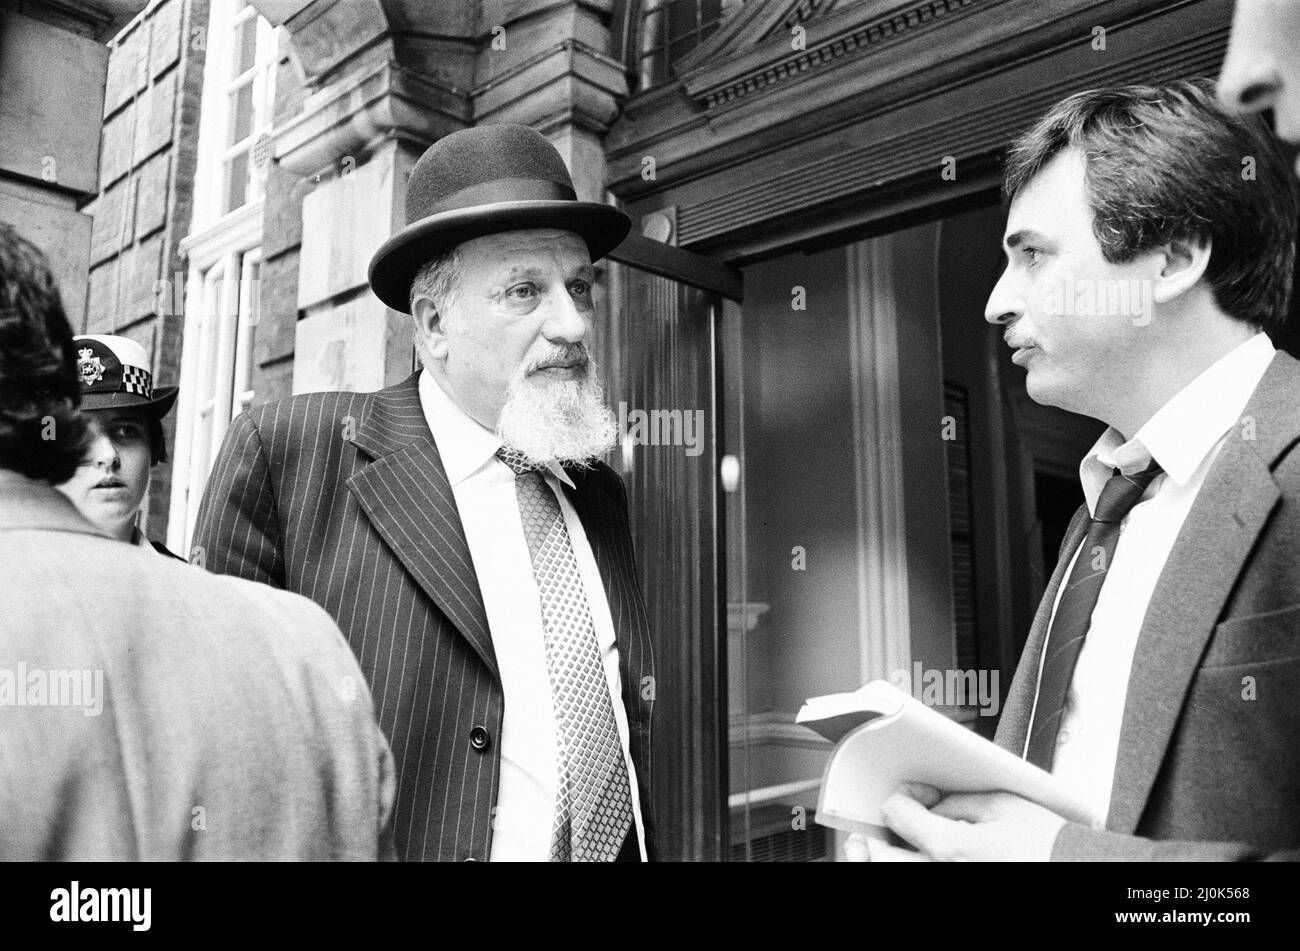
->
xmin=561 ymin=463 xmax=655 ymax=775
xmin=345 ymin=374 xmax=498 ymax=681
xmin=1105 ymin=352 xmax=1300 ymax=833
xmin=1104 ymin=445 xmax=1278 ymax=832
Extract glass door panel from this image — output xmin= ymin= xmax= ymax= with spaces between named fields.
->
xmin=599 ymin=253 xmax=728 ymax=861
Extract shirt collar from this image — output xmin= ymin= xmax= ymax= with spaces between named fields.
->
xmin=417 ymin=369 xmax=574 ymax=489
xmin=1079 ymin=332 xmax=1275 ymax=513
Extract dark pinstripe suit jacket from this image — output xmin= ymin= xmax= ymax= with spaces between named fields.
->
xmin=194 ymin=372 xmax=657 ymax=861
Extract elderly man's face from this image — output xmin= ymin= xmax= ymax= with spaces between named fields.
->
xmin=1219 ymin=0 xmax=1300 ymax=176
xmin=415 ymin=228 xmax=616 ymax=465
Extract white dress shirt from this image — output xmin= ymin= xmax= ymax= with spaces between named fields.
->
xmin=418 ymin=370 xmax=646 ymax=861
xmin=1032 ymin=332 xmax=1275 ymax=826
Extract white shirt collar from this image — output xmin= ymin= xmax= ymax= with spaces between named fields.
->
xmin=417 ymin=369 xmax=574 ymax=489
xmin=1080 ymin=332 xmax=1275 ymax=512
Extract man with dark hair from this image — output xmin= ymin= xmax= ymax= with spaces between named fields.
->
xmin=0 ymin=227 xmax=90 ymax=484
xmin=869 ymin=80 xmax=1300 ymax=860
xmin=0 ymin=223 xmax=397 ymax=860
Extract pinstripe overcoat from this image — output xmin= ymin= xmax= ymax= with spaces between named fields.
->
xmin=194 ymin=372 xmax=657 ymax=861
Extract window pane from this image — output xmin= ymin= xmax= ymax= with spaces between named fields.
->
xmin=199 ymin=271 xmax=223 ymax=400
xmin=233 ymin=15 xmax=257 ymax=75
xmin=233 ymin=258 xmax=259 ymax=400
xmin=725 ymin=247 xmax=853 ymax=863
xmin=194 ymin=409 xmax=213 ymax=488
xmin=229 ymin=82 xmax=254 ymax=145
xmin=223 ymin=150 xmax=249 ymax=212
xmin=640 ymin=0 xmax=728 ymax=86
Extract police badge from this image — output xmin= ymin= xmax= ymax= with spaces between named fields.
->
xmin=77 ymin=347 xmax=104 ymax=387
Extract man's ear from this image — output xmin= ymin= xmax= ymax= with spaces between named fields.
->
xmin=1151 ymin=236 xmax=1212 ymax=305
xmin=412 ymin=295 xmax=450 ymax=360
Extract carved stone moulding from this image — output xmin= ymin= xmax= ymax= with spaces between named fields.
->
xmin=471 ymin=39 xmax=628 ymax=132
xmin=660 ymin=20 xmax=1230 ymax=252
xmin=274 ymin=58 xmax=470 ymax=177
xmin=681 ymin=0 xmax=980 ymax=114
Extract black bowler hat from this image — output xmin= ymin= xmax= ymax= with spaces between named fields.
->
xmin=367 ymin=124 xmax=631 ymax=314
xmin=73 ymin=335 xmax=178 ymax=417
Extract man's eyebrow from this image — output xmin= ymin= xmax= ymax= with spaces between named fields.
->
xmin=1004 ymin=229 xmax=1049 ymax=251
xmin=495 ymin=265 xmax=547 ymax=282
xmin=494 ymin=262 xmax=595 ymax=280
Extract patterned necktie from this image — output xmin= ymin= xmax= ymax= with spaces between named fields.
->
xmin=1026 ymin=460 xmax=1164 ymax=771
xmin=497 ymin=446 xmax=634 ymax=862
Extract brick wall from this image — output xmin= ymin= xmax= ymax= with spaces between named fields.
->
xmin=81 ymin=0 xmax=209 ymax=539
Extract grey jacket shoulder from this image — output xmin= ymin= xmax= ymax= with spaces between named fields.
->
xmin=0 ymin=527 xmax=394 ymax=860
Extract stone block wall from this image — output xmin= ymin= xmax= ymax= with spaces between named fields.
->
xmin=80 ymin=0 xmax=210 ymax=538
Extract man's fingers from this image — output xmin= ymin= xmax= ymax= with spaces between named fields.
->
xmin=932 ymin=792 xmax=998 ymax=823
xmin=844 ymin=833 xmax=871 ymax=862
xmin=881 ymin=791 xmax=954 ymax=856
xmin=898 ymin=781 xmax=942 ymax=808
xmin=865 ymin=837 xmax=932 ymax=862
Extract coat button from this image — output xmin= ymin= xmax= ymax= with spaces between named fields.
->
xmin=469 ymin=726 xmax=491 ymax=751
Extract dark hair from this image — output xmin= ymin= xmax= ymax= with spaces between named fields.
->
xmin=86 ymin=407 xmax=169 ymax=466
xmin=0 ymin=224 xmax=91 ymax=484
xmin=1003 ymin=79 xmax=1299 ymax=332
xmin=147 ymin=413 xmax=168 ymax=465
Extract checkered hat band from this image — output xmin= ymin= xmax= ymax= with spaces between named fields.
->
xmin=120 ymin=365 xmax=153 ymax=400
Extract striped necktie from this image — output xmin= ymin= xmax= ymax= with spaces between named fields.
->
xmin=1026 ymin=460 xmax=1164 ymax=770
xmin=497 ymin=446 xmax=634 ymax=861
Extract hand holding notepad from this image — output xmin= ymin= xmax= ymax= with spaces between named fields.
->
xmin=797 ymin=680 xmax=1099 ymax=834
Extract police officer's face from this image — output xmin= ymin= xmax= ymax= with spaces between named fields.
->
xmin=57 ymin=411 xmax=152 ymax=541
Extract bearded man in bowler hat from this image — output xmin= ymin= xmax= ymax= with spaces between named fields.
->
xmin=196 ymin=124 xmax=655 ymax=862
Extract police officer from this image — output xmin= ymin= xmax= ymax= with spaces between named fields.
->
xmin=57 ymin=334 xmax=183 ymax=559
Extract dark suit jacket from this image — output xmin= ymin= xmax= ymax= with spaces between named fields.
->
xmin=195 ymin=372 xmax=656 ymax=861
xmin=995 ymin=351 xmax=1300 ymax=861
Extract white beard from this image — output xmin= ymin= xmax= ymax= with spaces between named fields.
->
xmin=496 ymin=356 xmax=617 ymax=469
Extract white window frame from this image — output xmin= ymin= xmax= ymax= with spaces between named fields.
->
xmin=168 ymin=202 xmax=263 ymax=556
xmin=169 ymin=0 xmax=279 ymax=556
xmin=191 ymin=0 xmax=279 ymax=226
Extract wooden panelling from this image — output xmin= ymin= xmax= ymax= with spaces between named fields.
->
xmin=609 ymin=0 xmax=1234 ymax=260
xmin=672 ymin=16 xmax=1230 ymax=247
